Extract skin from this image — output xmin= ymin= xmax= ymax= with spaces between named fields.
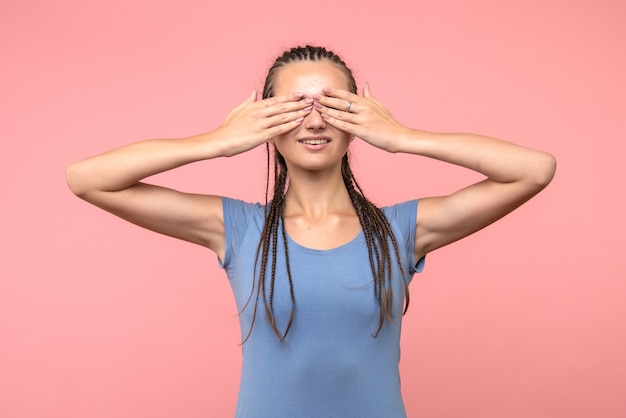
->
xmin=270 ymin=61 xmax=362 ymax=251
xmin=66 ymin=60 xmax=556 ymax=267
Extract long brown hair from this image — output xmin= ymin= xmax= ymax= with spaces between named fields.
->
xmin=243 ymin=45 xmax=408 ymax=343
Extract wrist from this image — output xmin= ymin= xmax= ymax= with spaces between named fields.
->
xmin=391 ymin=127 xmax=434 ymax=154
xmin=185 ymin=130 xmax=233 ymax=159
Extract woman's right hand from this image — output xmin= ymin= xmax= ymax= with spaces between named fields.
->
xmin=65 ymin=91 xmax=312 ymax=256
xmin=215 ymin=90 xmax=313 ymax=157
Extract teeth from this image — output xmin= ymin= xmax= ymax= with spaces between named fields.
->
xmin=300 ymin=139 xmax=330 ymax=145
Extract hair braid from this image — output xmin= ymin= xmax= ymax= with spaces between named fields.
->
xmin=341 ymin=155 xmax=409 ymax=337
xmin=241 ymin=45 xmax=409 ymax=343
xmin=243 ymin=150 xmax=296 ymax=343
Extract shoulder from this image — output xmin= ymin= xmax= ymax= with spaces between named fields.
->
xmin=380 ymin=199 xmax=419 ymax=249
xmin=222 ymin=197 xmax=266 ymax=220
xmin=381 ymin=199 xmax=424 ymax=276
xmin=380 ymin=199 xmax=419 ymax=225
xmin=221 ymin=197 xmax=268 ymax=239
xmin=220 ymin=198 xmax=267 ymax=268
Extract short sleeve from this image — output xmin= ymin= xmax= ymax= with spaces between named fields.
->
xmin=381 ymin=199 xmax=425 ymax=279
xmin=220 ymin=197 xmax=265 ymax=270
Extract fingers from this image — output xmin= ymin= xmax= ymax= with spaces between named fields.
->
xmin=260 ymin=93 xmax=311 ymax=137
xmin=320 ymin=87 xmax=354 ymax=101
xmin=266 ymin=97 xmax=313 ymax=116
xmin=313 ymin=92 xmax=359 ymax=125
xmin=362 ymin=82 xmax=382 ymax=106
xmin=265 ymin=116 xmax=306 ymax=138
xmin=260 ymin=92 xmax=305 ymax=110
xmin=232 ymin=89 xmax=258 ymax=113
xmin=363 ymin=82 xmax=372 ymax=99
xmin=265 ymin=103 xmax=312 ymax=129
xmin=314 ymin=87 xmax=359 ymax=113
xmin=260 ymin=93 xmax=313 ymax=128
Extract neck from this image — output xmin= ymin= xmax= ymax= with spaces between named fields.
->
xmin=283 ymin=165 xmax=353 ymax=217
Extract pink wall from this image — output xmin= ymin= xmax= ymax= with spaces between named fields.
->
xmin=2 ymin=0 xmax=624 ymax=417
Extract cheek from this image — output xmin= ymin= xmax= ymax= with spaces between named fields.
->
xmin=335 ymin=130 xmax=352 ymax=146
xmin=270 ymin=133 xmax=290 ymax=154
xmin=270 ymin=126 xmax=294 ymax=143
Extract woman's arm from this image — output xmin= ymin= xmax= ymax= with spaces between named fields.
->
xmin=66 ymin=134 xmax=228 ymax=253
xmin=392 ymin=130 xmax=556 ymax=260
xmin=66 ymin=91 xmax=313 ymax=258
xmin=314 ymin=85 xmax=556 ymax=261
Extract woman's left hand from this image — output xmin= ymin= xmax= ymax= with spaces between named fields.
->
xmin=314 ymin=83 xmax=407 ymax=152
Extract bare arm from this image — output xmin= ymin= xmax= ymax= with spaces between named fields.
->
xmin=392 ymin=130 xmax=556 ymax=260
xmin=314 ymin=85 xmax=556 ymax=261
xmin=66 ymin=91 xmax=313 ymax=259
xmin=66 ymin=134 xmax=229 ymax=253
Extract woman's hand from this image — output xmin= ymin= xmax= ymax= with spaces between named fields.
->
xmin=313 ymin=83 xmax=407 ymax=152
xmin=216 ymin=90 xmax=313 ymax=156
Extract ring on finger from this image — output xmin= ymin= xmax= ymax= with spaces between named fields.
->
xmin=345 ymin=101 xmax=353 ymax=112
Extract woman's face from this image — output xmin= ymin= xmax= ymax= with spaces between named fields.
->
xmin=271 ymin=60 xmax=353 ymax=173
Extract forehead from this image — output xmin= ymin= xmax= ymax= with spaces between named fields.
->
xmin=273 ymin=60 xmax=350 ymax=97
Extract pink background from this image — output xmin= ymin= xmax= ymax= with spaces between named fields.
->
xmin=2 ymin=1 xmax=625 ymax=417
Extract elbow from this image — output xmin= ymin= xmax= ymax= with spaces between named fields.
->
xmin=65 ymin=162 xmax=87 ymax=198
xmin=539 ymin=152 xmax=557 ymax=186
xmin=529 ymin=151 xmax=557 ymax=190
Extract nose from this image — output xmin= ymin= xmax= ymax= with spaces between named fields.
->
xmin=304 ymin=106 xmax=326 ymax=131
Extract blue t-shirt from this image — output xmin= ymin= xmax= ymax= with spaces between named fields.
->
xmin=220 ymin=197 xmax=424 ymax=418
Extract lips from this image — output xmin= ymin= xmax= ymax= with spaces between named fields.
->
xmin=298 ymin=138 xmax=330 ymax=145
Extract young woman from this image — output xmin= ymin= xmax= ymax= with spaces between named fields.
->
xmin=66 ymin=45 xmax=556 ymax=417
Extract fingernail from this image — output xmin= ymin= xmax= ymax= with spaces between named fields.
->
xmin=303 ymin=98 xmax=314 ymax=104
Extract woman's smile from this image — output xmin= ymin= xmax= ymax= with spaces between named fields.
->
xmin=298 ymin=136 xmax=332 ymax=150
